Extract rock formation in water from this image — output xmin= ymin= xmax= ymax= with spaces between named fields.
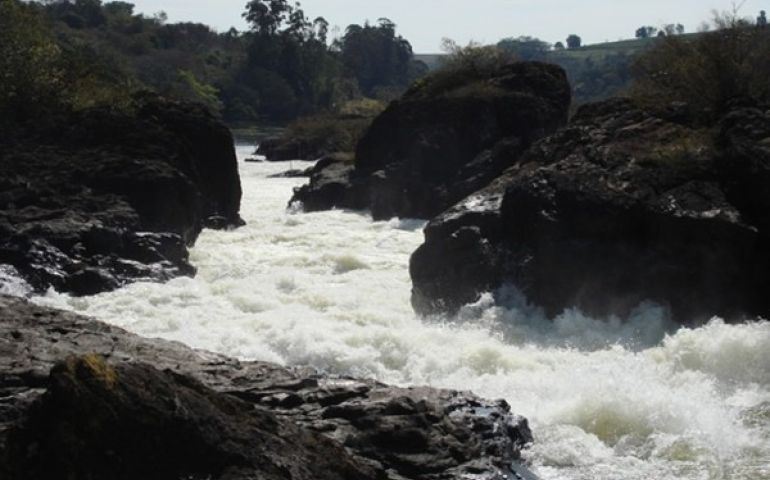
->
xmin=410 ymin=99 xmax=770 ymax=323
xmin=0 ymin=295 xmax=534 ymax=480
xmin=257 ymin=135 xmax=329 ymax=162
xmin=257 ymin=112 xmax=377 ymax=163
xmin=291 ymin=62 xmax=571 ymax=220
xmin=0 ymin=95 xmax=244 ymax=296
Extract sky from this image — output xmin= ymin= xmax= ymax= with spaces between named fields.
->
xmin=129 ymin=0 xmax=768 ymax=52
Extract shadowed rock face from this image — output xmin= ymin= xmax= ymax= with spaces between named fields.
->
xmin=291 ymin=62 xmax=571 ymax=220
xmin=5 ymin=357 xmax=377 ymax=480
xmin=0 ymin=96 xmax=244 ymax=296
xmin=410 ymin=99 xmax=770 ymax=323
xmin=0 ymin=296 xmax=533 ymax=480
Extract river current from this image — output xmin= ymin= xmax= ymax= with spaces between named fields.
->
xmin=32 ymin=145 xmax=770 ymax=480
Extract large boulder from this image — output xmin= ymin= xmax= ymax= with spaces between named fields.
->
xmin=5 ymin=356 xmax=375 ymax=480
xmin=0 ymin=296 xmax=535 ymax=480
xmin=291 ymin=62 xmax=571 ymax=220
xmin=410 ymin=99 xmax=770 ymax=323
xmin=0 ymin=96 xmax=244 ymax=296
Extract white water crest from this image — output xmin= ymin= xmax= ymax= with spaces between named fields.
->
xmin=34 ymin=144 xmax=770 ymax=480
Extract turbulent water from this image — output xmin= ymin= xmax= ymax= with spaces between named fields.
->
xmin=32 ymin=145 xmax=770 ymax=480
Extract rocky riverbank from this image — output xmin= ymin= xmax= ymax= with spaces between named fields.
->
xmin=410 ymin=99 xmax=770 ymax=322
xmin=0 ymin=95 xmax=244 ymax=296
xmin=0 ymin=295 xmax=534 ymax=480
xmin=291 ymin=62 xmax=571 ymax=220
xmin=282 ymin=57 xmax=770 ymax=323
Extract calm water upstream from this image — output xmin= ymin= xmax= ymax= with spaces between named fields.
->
xmin=34 ymin=144 xmax=770 ymax=480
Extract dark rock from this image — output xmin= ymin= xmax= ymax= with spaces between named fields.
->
xmin=61 ymin=268 xmax=119 ymax=296
xmin=257 ymin=136 xmax=332 ymax=162
xmin=291 ymin=154 xmax=366 ymax=212
xmin=0 ymin=296 xmax=534 ymax=480
xmin=291 ymin=62 xmax=571 ymax=220
xmin=411 ymin=99 xmax=770 ymax=323
xmin=5 ymin=356 xmax=376 ymax=480
xmin=267 ymin=167 xmax=314 ymax=179
xmin=0 ymin=96 xmax=243 ymax=296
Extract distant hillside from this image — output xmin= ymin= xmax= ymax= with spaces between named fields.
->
xmin=545 ymin=38 xmax=657 ymax=104
xmin=414 ymin=54 xmax=444 ymax=70
xmin=417 ymin=36 xmax=678 ymax=105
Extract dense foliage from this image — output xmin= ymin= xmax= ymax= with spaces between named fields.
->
xmin=496 ymin=36 xmax=551 ymax=61
xmin=338 ymin=19 xmax=427 ymax=100
xmin=632 ymin=13 xmax=770 ymax=118
xmin=0 ymin=0 xmax=427 ymax=125
xmin=0 ymin=0 xmax=132 ymax=126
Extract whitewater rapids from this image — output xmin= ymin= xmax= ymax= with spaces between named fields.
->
xmin=34 ymin=145 xmax=770 ymax=480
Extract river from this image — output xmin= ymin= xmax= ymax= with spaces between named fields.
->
xmin=33 ymin=144 xmax=770 ymax=480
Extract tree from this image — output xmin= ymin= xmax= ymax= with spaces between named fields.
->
xmin=104 ymin=1 xmax=134 ymax=17
xmin=497 ymin=36 xmax=551 ymax=60
xmin=632 ymin=10 xmax=770 ymax=118
xmin=635 ymin=26 xmax=657 ymax=38
xmin=1 ymin=0 xmax=65 ymax=118
xmin=243 ymin=0 xmax=293 ymax=36
xmin=566 ymin=34 xmax=582 ymax=49
xmin=338 ymin=18 xmax=419 ymax=97
xmin=676 ymin=23 xmax=686 ymax=35
xmin=554 ymin=41 xmax=565 ymax=50
xmin=313 ymin=16 xmax=329 ymax=43
xmin=759 ymin=10 xmax=768 ymax=27
xmin=439 ymin=39 xmax=512 ymax=72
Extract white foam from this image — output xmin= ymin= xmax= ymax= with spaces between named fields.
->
xmin=33 ymin=146 xmax=770 ymax=480
xmin=0 ymin=265 xmax=32 ymax=297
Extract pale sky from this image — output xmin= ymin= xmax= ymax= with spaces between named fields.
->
xmin=129 ymin=0 xmax=768 ymax=52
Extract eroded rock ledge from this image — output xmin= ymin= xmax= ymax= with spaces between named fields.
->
xmin=0 ymin=96 xmax=244 ymax=296
xmin=0 ymin=296 xmax=533 ymax=480
xmin=410 ymin=99 xmax=770 ymax=323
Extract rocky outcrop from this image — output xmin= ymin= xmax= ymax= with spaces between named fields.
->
xmin=0 ymin=296 xmax=534 ymax=480
xmin=291 ymin=62 xmax=571 ymax=220
xmin=291 ymin=153 xmax=365 ymax=212
xmin=410 ymin=99 xmax=770 ymax=323
xmin=257 ymin=114 xmax=375 ymax=162
xmin=0 ymin=96 xmax=244 ymax=296
xmin=257 ymin=136 xmax=328 ymax=162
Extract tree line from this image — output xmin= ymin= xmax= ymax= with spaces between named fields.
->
xmin=0 ymin=0 xmax=428 ymax=125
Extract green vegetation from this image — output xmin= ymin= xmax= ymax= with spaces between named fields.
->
xmin=638 ymin=131 xmax=714 ymax=169
xmin=546 ymin=39 xmax=652 ymax=104
xmin=566 ymin=34 xmax=582 ymax=49
xmin=0 ymin=0 xmax=427 ymax=127
xmin=0 ymin=0 xmax=132 ymax=124
xmin=338 ymin=19 xmax=428 ymax=100
xmin=289 ymin=98 xmax=385 ymax=152
xmin=497 ymin=36 xmax=551 ymax=60
xmin=407 ymin=40 xmax=514 ymax=100
xmin=632 ymin=12 xmax=770 ymax=119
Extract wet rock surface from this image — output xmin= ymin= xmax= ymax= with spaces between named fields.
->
xmin=267 ymin=167 xmax=314 ymax=179
xmin=0 ymin=96 xmax=244 ymax=296
xmin=411 ymin=99 xmax=770 ymax=323
xmin=291 ymin=62 xmax=571 ymax=220
xmin=0 ymin=296 xmax=533 ymax=479
xmin=257 ymin=136 xmax=330 ymax=162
